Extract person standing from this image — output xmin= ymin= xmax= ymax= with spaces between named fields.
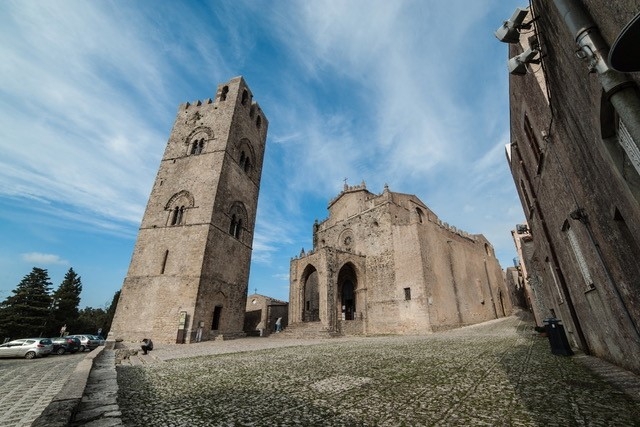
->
xmin=275 ymin=317 xmax=282 ymax=333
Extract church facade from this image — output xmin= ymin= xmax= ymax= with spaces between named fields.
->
xmin=289 ymin=183 xmax=510 ymax=335
xmin=110 ymin=77 xmax=267 ymax=344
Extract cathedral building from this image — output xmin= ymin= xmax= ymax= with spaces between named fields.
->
xmin=110 ymin=77 xmax=267 ymax=344
xmin=289 ymin=183 xmax=510 ymax=336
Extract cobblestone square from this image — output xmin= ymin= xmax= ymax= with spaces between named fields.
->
xmin=117 ymin=317 xmax=640 ymax=426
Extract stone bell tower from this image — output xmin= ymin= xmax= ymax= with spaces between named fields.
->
xmin=110 ymin=76 xmax=268 ymax=343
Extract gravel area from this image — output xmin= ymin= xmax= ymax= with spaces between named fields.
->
xmin=117 ymin=317 xmax=640 ymax=426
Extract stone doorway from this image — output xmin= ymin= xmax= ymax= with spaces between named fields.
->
xmin=303 ymin=267 xmax=320 ymax=322
xmin=338 ymin=264 xmax=357 ymax=320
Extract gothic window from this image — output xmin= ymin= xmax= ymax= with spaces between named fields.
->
xmin=237 ymin=141 xmax=254 ymax=175
xmin=220 ymin=86 xmax=229 ymax=101
xmin=416 ymin=207 xmax=424 ymax=223
xmin=166 ymin=191 xmax=194 ymax=226
xmin=229 ymin=215 xmax=242 ymax=239
xmin=228 ymin=202 xmax=248 ymax=240
xmin=171 ymin=206 xmax=185 ymax=225
xmin=241 ymin=89 xmax=249 ymax=106
xmin=190 ymin=138 xmax=205 ymax=155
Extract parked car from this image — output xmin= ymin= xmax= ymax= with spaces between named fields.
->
xmin=0 ymin=338 xmax=53 ymax=359
xmin=50 ymin=336 xmax=81 ymax=355
xmin=67 ymin=334 xmax=100 ymax=352
xmin=91 ymin=335 xmax=106 ymax=346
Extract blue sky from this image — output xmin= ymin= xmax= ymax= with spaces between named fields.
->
xmin=0 ymin=0 xmax=526 ymax=308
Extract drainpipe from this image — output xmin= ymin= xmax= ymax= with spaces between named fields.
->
xmin=553 ymin=0 xmax=640 ymax=153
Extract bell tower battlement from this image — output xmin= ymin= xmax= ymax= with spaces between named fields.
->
xmin=111 ymin=76 xmax=268 ymax=344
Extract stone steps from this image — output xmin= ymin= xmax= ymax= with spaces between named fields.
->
xmin=273 ymin=321 xmax=340 ymax=339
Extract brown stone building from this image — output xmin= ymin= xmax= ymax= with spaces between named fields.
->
xmin=504 ymin=1 xmax=640 ymax=373
xmin=110 ymin=77 xmax=268 ymax=344
xmin=244 ymin=293 xmax=288 ymax=336
xmin=289 ymin=182 xmax=511 ymax=336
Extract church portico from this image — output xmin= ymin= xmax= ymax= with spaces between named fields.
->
xmin=289 ymin=183 xmax=510 ymax=337
xmin=290 ymin=247 xmax=367 ymax=334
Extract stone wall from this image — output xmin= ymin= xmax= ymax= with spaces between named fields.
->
xmin=507 ymin=0 xmax=640 ymax=373
xmin=111 ymin=77 xmax=267 ymax=344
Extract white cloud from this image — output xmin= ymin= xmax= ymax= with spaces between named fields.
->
xmin=21 ymin=252 xmax=69 ymax=265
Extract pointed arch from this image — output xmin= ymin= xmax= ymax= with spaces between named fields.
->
xmin=228 ymin=202 xmax=248 ymax=240
xmin=236 ymin=138 xmax=256 ymax=176
xmin=166 ymin=191 xmax=195 ymax=226
xmin=337 ymin=263 xmax=358 ymax=320
xmin=301 ymin=264 xmax=320 ymax=322
xmin=185 ymin=126 xmax=213 ymax=156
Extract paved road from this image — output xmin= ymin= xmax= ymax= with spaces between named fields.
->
xmin=117 ymin=316 xmax=640 ymax=426
xmin=0 ymin=352 xmax=85 ymax=427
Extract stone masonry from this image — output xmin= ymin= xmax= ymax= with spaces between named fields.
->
xmin=110 ymin=77 xmax=268 ymax=344
xmin=290 ymin=182 xmax=511 ymax=335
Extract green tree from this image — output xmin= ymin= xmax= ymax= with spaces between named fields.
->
xmin=0 ymin=267 xmax=53 ymax=339
xmin=51 ymin=267 xmax=82 ymax=335
xmin=76 ymin=307 xmax=108 ymax=335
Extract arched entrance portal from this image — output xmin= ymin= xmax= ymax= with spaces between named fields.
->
xmin=302 ymin=266 xmax=320 ymax=322
xmin=338 ymin=264 xmax=357 ymax=320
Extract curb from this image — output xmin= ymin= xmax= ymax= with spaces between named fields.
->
xmin=30 ymin=346 xmax=105 ymax=427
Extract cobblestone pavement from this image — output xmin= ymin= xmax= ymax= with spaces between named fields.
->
xmin=117 ymin=317 xmax=640 ymax=426
xmin=0 ymin=353 xmax=85 ymax=427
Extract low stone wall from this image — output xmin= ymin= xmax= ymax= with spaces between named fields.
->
xmin=31 ymin=346 xmax=105 ymax=426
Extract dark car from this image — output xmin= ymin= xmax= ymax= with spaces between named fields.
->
xmin=67 ymin=334 xmax=100 ymax=352
xmin=51 ymin=336 xmax=81 ymax=355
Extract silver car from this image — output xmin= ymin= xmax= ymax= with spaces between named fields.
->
xmin=0 ymin=338 xmax=53 ymax=359
xmin=67 ymin=334 xmax=100 ymax=352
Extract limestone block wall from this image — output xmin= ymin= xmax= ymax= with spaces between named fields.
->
xmin=112 ymin=77 xmax=267 ymax=344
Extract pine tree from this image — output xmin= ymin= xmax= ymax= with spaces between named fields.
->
xmin=0 ymin=267 xmax=53 ymax=339
xmin=52 ymin=267 xmax=82 ymax=335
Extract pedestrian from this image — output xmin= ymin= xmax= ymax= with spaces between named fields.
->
xmin=141 ymin=338 xmax=153 ymax=355
xmin=275 ymin=317 xmax=282 ymax=333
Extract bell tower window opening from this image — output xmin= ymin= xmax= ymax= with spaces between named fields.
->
xmin=220 ymin=86 xmax=228 ymax=101
xmin=239 ymin=150 xmax=252 ymax=174
xmin=171 ymin=206 xmax=185 ymax=225
xmin=256 ymin=115 xmax=262 ymax=129
xmin=241 ymin=89 xmax=249 ymax=106
xmin=190 ymin=138 xmax=205 ymax=155
xmin=229 ymin=215 xmax=242 ymax=239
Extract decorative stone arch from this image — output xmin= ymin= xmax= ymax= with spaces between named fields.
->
xmin=235 ymin=138 xmax=256 ymax=175
xmin=165 ymin=191 xmax=195 ymax=226
xmin=185 ymin=126 xmax=213 ymax=155
xmin=228 ymin=201 xmax=248 ymax=240
xmin=300 ymin=264 xmax=320 ymax=322
xmin=337 ymin=262 xmax=358 ymax=321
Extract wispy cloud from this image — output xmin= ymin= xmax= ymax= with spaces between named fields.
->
xmin=21 ymin=252 xmax=69 ymax=266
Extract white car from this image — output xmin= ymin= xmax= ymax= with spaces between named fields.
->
xmin=0 ymin=338 xmax=53 ymax=359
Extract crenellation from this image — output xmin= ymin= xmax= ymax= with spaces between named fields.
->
xmin=111 ymin=77 xmax=267 ymax=344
